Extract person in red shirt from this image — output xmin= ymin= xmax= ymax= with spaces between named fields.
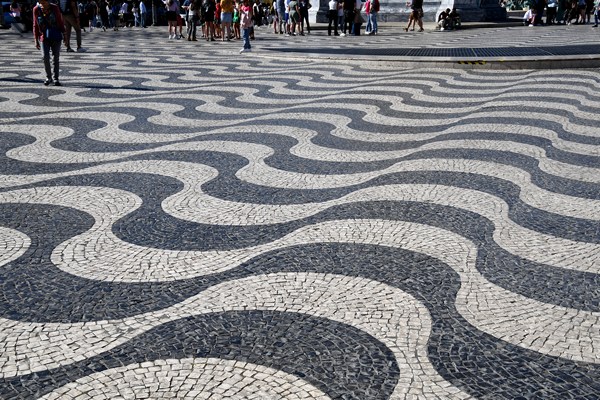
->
xmin=33 ymin=0 xmax=66 ymax=86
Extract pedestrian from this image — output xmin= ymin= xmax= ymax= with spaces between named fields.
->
xmin=202 ymin=0 xmax=216 ymax=40
xmin=165 ymin=0 xmax=178 ymax=38
xmin=132 ymin=2 xmax=139 ymax=26
xmin=58 ymin=0 xmax=84 ymax=52
xmin=342 ymin=0 xmax=353 ymax=35
xmin=233 ymin=0 xmax=241 ymax=38
xmin=139 ymin=0 xmax=147 ymax=26
xmin=221 ymin=0 xmax=234 ymax=40
xmin=184 ymin=0 xmax=199 ymax=39
xmin=546 ymin=0 xmax=557 ymax=23
xmin=287 ymin=0 xmax=300 ymax=35
xmin=327 ymin=0 xmax=338 ymax=35
xmin=10 ymin=1 xmax=21 ymax=22
xmin=404 ymin=0 xmax=423 ymax=31
xmin=33 ymin=0 xmax=65 ymax=86
xmin=239 ymin=0 xmax=252 ymax=52
xmin=275 ymin=0 xmax=285 ymax=33
xmin=298 ymin=0 xmax=309 ymax=34
xmin=109 ymin=0 xmax=119 ymax=29
xmin=86 ymin=0 xmax=98 ymax=31
xmin=98 ymin=0 xmax=108 ymax=29
xmin=214 ymin=0 xmax=222 ymax=37
xmin=176 ymin=0 xmax=184 ymax=37
xmin=365 ymin=0 xmax=378 ymax=34
xmin=337 ymin=0 xmax=343 ymax=33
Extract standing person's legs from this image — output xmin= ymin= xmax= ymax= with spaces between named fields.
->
xmin=72 ymin=16 xmax=82 ymax=47
xmin=278 ymin=10 xmax=284 ymax=33
xmin=404 ymin=13 xmax=412 ymax=30
xmin=303 ymin=9 xmax=310 ymax=32
xmin=42 ymin=41 xmax=53 ymax=82
xmin=343 ymin=10 xmax=352 ymax=33
xmin=63 ymin=14 xmax=75 ymax=50
xmin=242 ymin=27 xmax=251 ymax=49
xmin=50 ymin=40 xmax=61 ymax=82
xmin=372 ymin=12 xmax=377 ymax=33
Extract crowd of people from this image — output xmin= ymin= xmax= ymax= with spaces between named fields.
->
xmin=27 ymin=0 xmax=600 ymax=86
xmin=523 ymin=0 xmax=600 ymax=25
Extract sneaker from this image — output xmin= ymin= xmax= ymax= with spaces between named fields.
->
xmin=76 ymin=47 xmax=86 ymax=53
xmin=339 ymin=32 xmax=346 ymax=36
xmin=239 ymin=47 xmax=246 ymax=53
xmin=66 ymin=47 xmax=75 ymax=52
xmin=54 ymin=80 xmax=62 ymax=86
xmin=593 ymin=24 xmax=598 ymax=27
xmin=44 ymin=78 xmax=53 ymax=86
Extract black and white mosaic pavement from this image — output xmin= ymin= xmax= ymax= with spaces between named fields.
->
xmin=0 ymin=26 xmax=599 ymax=399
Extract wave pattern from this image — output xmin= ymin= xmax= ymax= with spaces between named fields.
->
xmin=0 ymin=34 xmax=599 ymax=399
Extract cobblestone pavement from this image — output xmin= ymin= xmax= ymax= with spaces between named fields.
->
xmin=0 ymin=25 xmax=599 ymax=399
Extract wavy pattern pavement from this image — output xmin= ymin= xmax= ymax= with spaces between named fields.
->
xmin=0 ymin=30 xmax=599 ymax=399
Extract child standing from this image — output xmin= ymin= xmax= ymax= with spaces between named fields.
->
xmin=233 ymin=1 xmax=241 ymax=39
xmin=239 ymin=0 xmax=252 ymax=52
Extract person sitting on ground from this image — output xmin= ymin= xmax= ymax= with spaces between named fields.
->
xmin=437 ymin=8 xmax=450 ymax=30
xmin=523 ymin=7 xmax=535 ymax=25
xmin=449 ymin=7 xmax=460 ymax=28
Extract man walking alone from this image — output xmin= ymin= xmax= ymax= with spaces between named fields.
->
xmin=58 ymin=0 xmax=85 ymax=52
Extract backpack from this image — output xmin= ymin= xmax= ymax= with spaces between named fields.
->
xmin=37 ymin=5 xmax=63 ymax=42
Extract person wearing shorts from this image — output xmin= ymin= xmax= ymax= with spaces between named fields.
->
xmin=221 ymin=0 xmax=233 ymax=40
xmin=202 ymin=0 xmax=216 ymax=40
xmin=165 ymin=0 xmax=178 ymax=38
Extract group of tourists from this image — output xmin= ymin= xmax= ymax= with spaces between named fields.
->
xmin=523 ymin=0 xmax=600 ymax=25
xmin=173 ymin=0 xmax=255 ymax=51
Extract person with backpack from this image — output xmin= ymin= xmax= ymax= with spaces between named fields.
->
xmin=33 ymin=0 xmax=66 ymax=85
